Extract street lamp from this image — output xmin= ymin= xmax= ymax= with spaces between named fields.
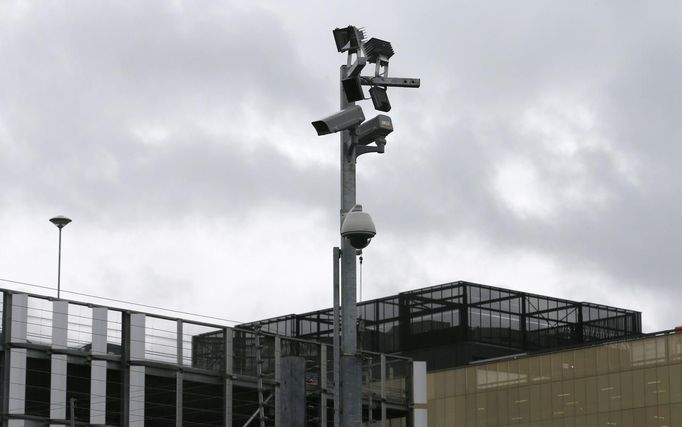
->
xmin=49 ymin=215 xmax=72 ymax=299
xmin=312 ymin=25 xmax=420 ymax=427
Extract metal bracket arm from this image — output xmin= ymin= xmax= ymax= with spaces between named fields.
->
xmin=349 ymin=142 xmax=385 ymax=158
xmin=348 ymin=57 xmax=367 ymax=77
xmin=360 ymin=76 xmax=420 ymax=88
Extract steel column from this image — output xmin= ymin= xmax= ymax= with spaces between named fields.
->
xmin=340 ymin=63 xmax=361 ymax=426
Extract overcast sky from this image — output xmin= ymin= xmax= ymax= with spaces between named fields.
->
xmin=1 ymin=1 xmax=680 ymax=332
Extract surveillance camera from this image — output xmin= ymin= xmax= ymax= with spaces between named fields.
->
xmin=341 ymin=204 xmax=376 ymax=249
xmin=355 ymin=114 xmax=393 ymax=145
xmin=312 ymin=105 xmax=365 ymax=136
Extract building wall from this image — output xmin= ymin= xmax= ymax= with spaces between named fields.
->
xmin=427 ymin=332 xmax=682 ymax=426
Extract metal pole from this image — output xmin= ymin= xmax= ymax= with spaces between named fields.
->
xmin=367 ymin=356 xmax=373 ymax=426
xmin=69 ymin=397 xmax=76 ymax=427
xmin=57 ymin=226 xmax=63 ymax=299
xmin=358 ymin=255 xmax=363 ymax=302
xmin=340 ymin=64 xmax=361 ymax=426
xmin=333 ymin=247 xmax=341 ymax=427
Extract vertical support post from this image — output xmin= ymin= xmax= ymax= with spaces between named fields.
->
xmin=411 ymin=361 xmax=427 ymax=427
xmin=69 ymin=398 xmax=76 ymax=427
xmin=255 ymin=328 xmax=266 ymax=427
xmin=89 ymin=360 xmax=107 ymax=423
xmin=380 ymin=354 xmax=386 ymax=427
xmin=8 ymin=294 xmax=28 ymax=424
xmin=9 ymin=294 xmax=27 ymax=344
xmin=224 ymin=328 xmax=233 ymax=427
xmin=128 ymin=366 xmax=145 ymax=427
xmin=57 ymin=227 xmax=63 ymax=299
xmin=90 ymin=307 xmax=108 ymax=425
xmin=274 ymin=336 xmax=282 ymax=427
xmin=50 ymin=301 xmax=68 ymax=425
xmin=120 ymin=313 xmax=130 ymax=427
xmin=367 ymin=355 xmax=373 ymax=425
xmin=52 ymin=301 xmax=68 ymax=348
xmin=398 ymin=293 xmax=410 ymax=351
xmin=461 ymin=285 xmax=469 ymax=342
xmin=1 ymin=293 xmax=12 ymax=427
xmin=521 ymin=294 xmax=528 ymax=350
xmin=576 ymin=302 xmax=584 ymax=343
xmin=129 ymin=313 xmax=145 ymax=361
xmin=176 ymin=320 xmax=183 ymax=427
xmin=333 ymin=246 xmax=341 ymax=427
xmin=340 ymin=63 xmax=361 ymax=427
xmin=320 ymin=344 xmax=328 ymax=426
xmin=278 ymin=356 xmax=306 ymax=427
xmin=128 ymin=313 xmax=146 ymax=427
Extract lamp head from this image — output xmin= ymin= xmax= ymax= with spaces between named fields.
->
xmin=50 ymin=215 xmax=72 ymax=229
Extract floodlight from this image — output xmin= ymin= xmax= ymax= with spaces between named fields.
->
xmin=363 ymin=38 xmax=394 ymax=63
xmin=369 ymin=86 xmax=391 ymax=112
xmin=333 ymin=26 xmax=366 ymax=53
xmin=342 ymin=77 xmax=365 ymax=102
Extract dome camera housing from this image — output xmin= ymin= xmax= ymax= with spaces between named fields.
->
xmin=341 ymin=204 xmax=376 ymax=249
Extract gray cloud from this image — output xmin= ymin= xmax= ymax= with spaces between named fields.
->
xmin=1 ymin=1 xmax=681 ymax=330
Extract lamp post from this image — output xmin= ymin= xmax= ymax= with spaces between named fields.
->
xmin=49 ymin=215 xmax=72 ymax=299
xmin=313 ymin=26 xmax=419 ymax=426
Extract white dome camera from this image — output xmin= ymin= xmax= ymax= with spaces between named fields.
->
xmin=341 ymin=204 xmax=376 ymax=249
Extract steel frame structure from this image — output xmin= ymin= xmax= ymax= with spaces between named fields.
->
xmin=243 ymin=281 xmax=642 ymax=370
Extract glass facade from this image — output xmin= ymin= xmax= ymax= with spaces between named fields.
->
xmin=427 ymin=331 xmax=682 ymax=426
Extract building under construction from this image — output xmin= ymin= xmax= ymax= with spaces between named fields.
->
xmin=0 ymin=289 xmax=418 ymax=426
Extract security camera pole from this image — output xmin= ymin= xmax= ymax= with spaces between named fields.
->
xmin=339 ymin=55 xmax=362 ymax=427
xmin=313 ymin=26 xmax=420 ymax=427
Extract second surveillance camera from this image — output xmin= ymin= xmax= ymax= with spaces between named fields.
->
xmin=312 ymin=105 xmax=365 ymax=136
xmin=341 ymin=204 xmax=376 ymax=250
xmin=355 ymin=114 xmax=393 ymax=145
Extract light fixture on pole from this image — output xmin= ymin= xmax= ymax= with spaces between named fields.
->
xmin=49 ymin=215 xmax=72 ymax=299
xmin=312 ymin=25 xmax=419 ymax=426
xmin=364 ymin=38 xmax=395 ymax=112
